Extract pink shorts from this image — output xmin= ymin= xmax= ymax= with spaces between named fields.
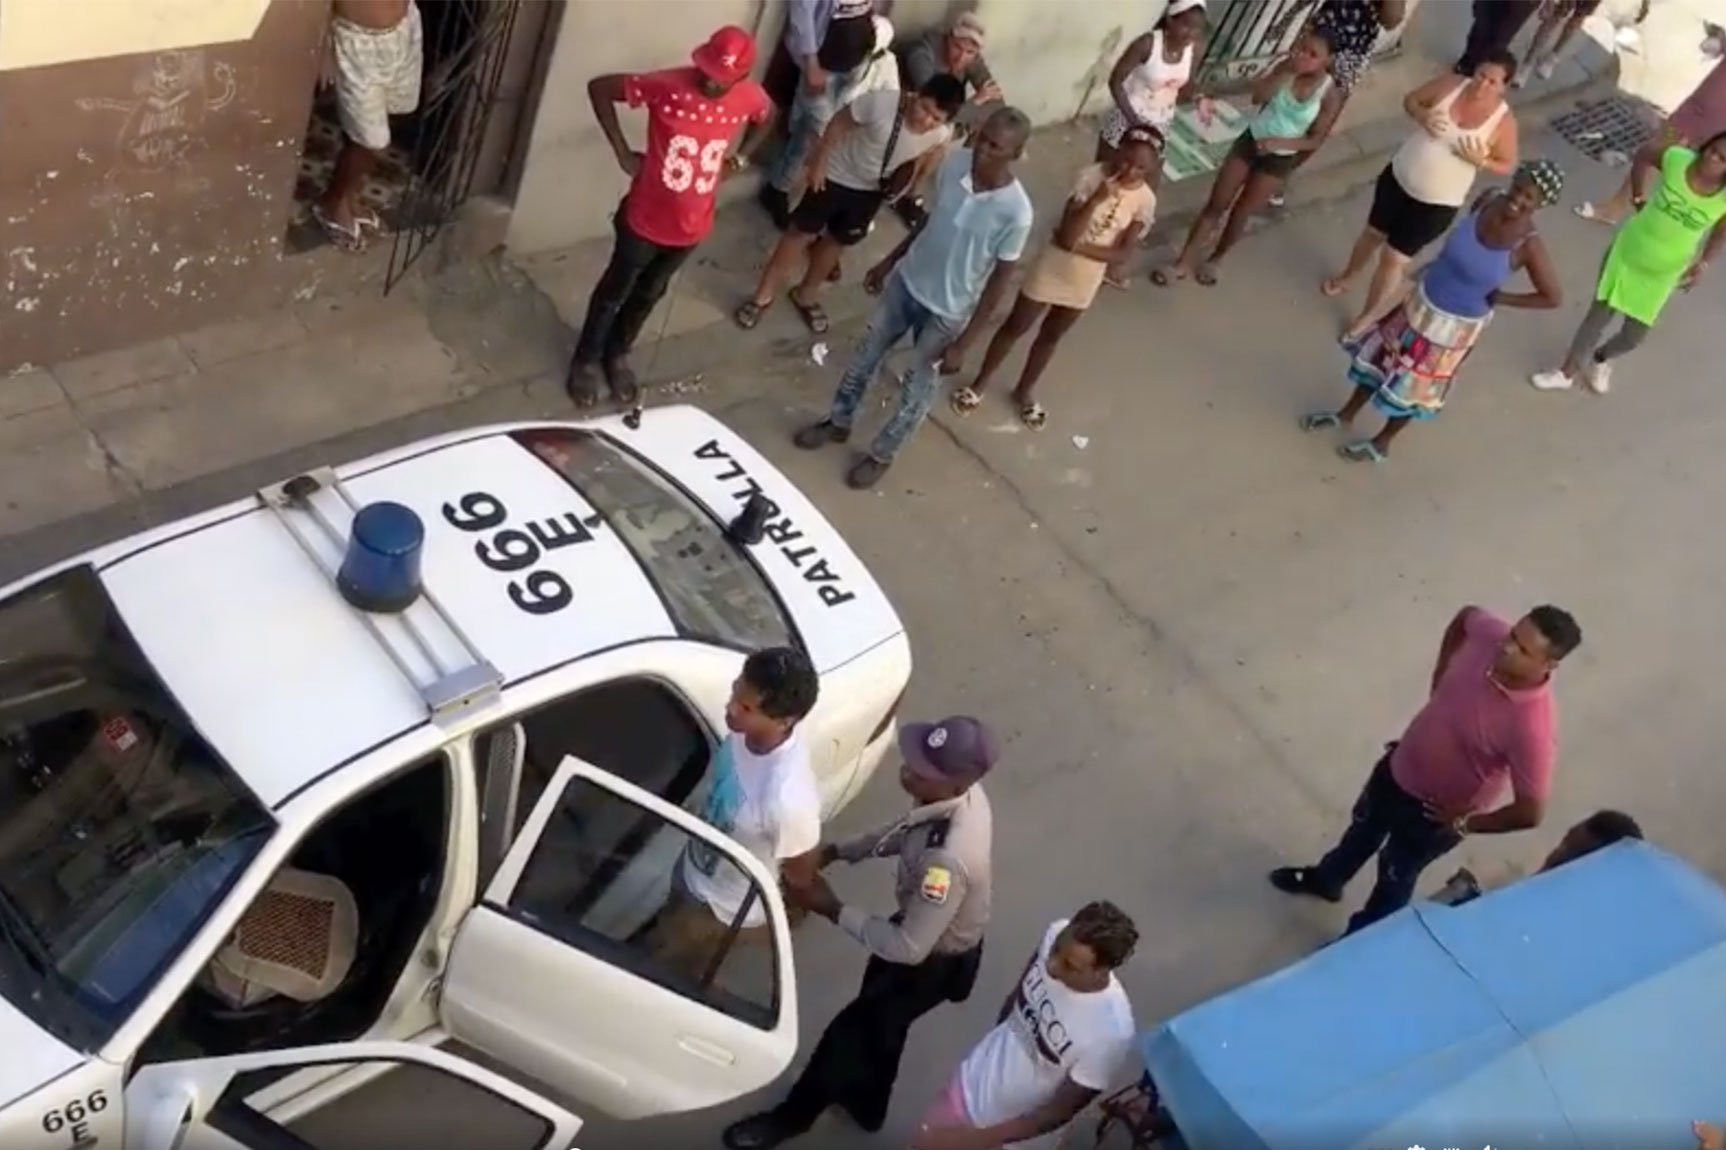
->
xmin=914 ymin=1073 xmax=974 ymax=1141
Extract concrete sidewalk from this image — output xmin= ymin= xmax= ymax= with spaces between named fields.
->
xmin=0 ymin=2 xmax=1612 ymax=545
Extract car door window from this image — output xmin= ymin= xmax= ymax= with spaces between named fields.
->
xmin=473 ymin=680 xmax=712 ymax=886
xmin=501 ymin=766 xmax=779 ymax=1029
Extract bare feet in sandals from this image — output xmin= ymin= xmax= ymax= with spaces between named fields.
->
xmin=734 ymin=298 xmax=772 ymax=330
xmin=950 ymin=386 xmax=983 ymax=416
xmin=788 ymin=289 xmax=830 ymax=334
xmin=1016 ymin=400 xmax=1048 ymax=430
xmin=1319 ymin=274 xmax=1350 ymax=298
xmin=1194 ymin=262 xmax=1220 ymax=287
xmin=1150 ymin=265 xmax=1188 ymax=287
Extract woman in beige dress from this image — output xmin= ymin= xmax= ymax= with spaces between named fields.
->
xmin=949 ymin=129 xmax=1160 ymax=430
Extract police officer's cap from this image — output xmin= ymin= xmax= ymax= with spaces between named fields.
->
xmin=900 ymin=715 xmax=999 ymax=782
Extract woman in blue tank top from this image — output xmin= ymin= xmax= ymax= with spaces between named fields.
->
xmin=1297 ymin=159 xmax=1566 ymax=464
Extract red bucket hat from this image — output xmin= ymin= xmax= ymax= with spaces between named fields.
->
xmin=692 ymin=25 xmax=757 ymax=85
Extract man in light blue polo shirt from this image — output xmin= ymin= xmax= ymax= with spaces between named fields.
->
xmin=794 ymin=106 xmax=1034 ymax=490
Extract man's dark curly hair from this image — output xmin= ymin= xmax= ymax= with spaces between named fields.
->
xmin=742 ymin=646 xmax=820 ymax=721
xmin=1069 ymin=900 xmax=1139 ymax=969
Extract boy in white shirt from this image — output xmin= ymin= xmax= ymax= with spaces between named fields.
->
xmin=912 ymin=901 xmax=1140 ymax=1150
xmin=643 ymin=646 xmax=823 ymax=977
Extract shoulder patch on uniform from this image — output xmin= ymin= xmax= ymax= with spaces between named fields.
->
xmin=920 ymin=865 xmax=952 ymax=905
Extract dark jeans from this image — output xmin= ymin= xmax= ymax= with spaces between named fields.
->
xmin=774 ymin=944 xmax=982 ymax=1133
xmin=1456 ymin=0 xmax=1541 ymax=75
xmin=572 ymin=208 xmax=695 ymax=365
xmin=1310 ymin=751 xmax=1464 ymax=935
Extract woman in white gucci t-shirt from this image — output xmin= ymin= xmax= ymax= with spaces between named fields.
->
xmin=912 ymin=902 xmax=1139 ymax=1150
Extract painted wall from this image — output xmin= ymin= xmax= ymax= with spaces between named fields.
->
xmin=0 ymin=0 xmax=321 ymax=371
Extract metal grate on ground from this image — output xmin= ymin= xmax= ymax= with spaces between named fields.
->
xmin=1551 ymin=97 xmax=1658 ymax=164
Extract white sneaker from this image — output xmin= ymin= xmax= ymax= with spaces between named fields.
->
xmin=1584 ymin=359 xmax=1612 ymax=394
xmin=1530 ymin=369 xmax=1574 ymax=391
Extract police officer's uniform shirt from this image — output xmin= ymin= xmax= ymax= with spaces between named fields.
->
xmin=681 ymin=730 xmax=821 ymax=927
xmin=957 ymin=919 xmax=1135 ymax=1140
xmin=831 ymin=785 xmax=992 ymax=963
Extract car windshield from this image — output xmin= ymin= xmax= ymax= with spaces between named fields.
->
xmin=0 ymin=567 xmax=271 ymax=1049
xmin=517 ymin=428 xmax=798 ymax=653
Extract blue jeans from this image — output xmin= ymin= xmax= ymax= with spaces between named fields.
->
xmin=829 ymin=272 xmax=961 ymax=463
xmin=1309 ymin=750 xmax=1464 ymax=936
xmin=768 ymin=71 xmax=843 ymax=192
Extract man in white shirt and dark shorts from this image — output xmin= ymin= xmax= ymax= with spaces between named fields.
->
xmin=641 ymin=646 xmax=823 ymax=976
xmin=912 ymin=901 xmax=1139 ymax=1150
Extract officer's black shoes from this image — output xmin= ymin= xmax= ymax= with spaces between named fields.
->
xmin=1268 ymin=866 xmax=1343 ymax=904
xmin=721 ymin=1112 xmax=799 ymax=1150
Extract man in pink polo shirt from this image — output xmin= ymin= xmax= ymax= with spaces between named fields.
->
xmin=1269 ymin=603 xmax=1582 ymax=936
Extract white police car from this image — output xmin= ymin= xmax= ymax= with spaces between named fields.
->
xmin=0 ymin=406 xmax=912 ymax=1150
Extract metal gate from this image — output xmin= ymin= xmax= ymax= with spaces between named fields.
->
xmin=1196 ymin=0 xmax=1406 ymax=86
xmin=385 ymin=0 xmax=523 ymax=293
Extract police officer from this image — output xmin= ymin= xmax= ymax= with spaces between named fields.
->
xmin=722 ymin=714 xmax=996 ymax=1150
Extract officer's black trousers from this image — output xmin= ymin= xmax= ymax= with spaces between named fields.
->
xmin=774 ymin=945 xmax=982 ymax=1133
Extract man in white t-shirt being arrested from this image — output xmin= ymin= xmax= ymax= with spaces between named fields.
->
xmin=642 ymin=646 xmax=824 ymax=978
xmin=912 ymin=901 xmax=1140 ymax=1150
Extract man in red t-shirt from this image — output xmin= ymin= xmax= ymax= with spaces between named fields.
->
xmin=1269 ymin=603 xmax=1582 ymax=936
xmin=569 ymin=27 xmax=772 ymax=406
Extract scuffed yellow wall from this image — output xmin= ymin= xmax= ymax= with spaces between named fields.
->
xmin=0 ymin=0 xmax=271 ymax=72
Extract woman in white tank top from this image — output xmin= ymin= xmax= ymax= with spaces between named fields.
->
xmin=1321 ymin=56 xmax=1520 ymax=340
xmin=1098 ymin=0 xmax=1207 ymax=163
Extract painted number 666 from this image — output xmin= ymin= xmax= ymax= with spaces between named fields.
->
xmin=41 ymin=1089 xmax=106 ymax=1133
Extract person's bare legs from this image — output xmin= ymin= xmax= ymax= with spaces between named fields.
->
xmin=320 ymin=139 xmax=378 ymax=233
xmin=795 ymin=234 xmax=846 ymax=302
xmin=1198 ymin=169 xmax=1282 ymax=282
xmin=967 ymin=293 xmax=1045 ymax=398
xmin=1333 ymin=383 xmax=1375 ymax=426
xmin=740 ymin=230 xmax=817 ymax=318
xmin=1343 ymin=248 xmax=1413 ymax=338
xmin=1167 ymin=154 xmax=1249 ymax=282
xmin=1010 ymin=306 xmax=1086 ymax=413
xmin=1323 ymin=226 xmax=1387 ymax=297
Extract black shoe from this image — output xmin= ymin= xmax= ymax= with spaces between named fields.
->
xmin=565 ymin=358 xmax=603 ymax=408
xmin=793 ymin=419 xmax=850 ymax=450
xmin=758 ymin=184 xmax=792 ymax=230
xmin=1268 ymin=866 xmax=1342 ymax=904
xmin=602 ymin=355 xmax=640 ymax=406
xmin=845 ymin=455 xmax=890 ymax=490
xmin=722 ymin=1112 xmax=800 ymax=1150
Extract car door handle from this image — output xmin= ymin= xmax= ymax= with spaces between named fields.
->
xmin=677 ymin=1035 xmax=738 ymax=1066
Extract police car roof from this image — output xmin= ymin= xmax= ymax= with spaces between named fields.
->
xmin=86 ymin=409 xmax=901 ymax=809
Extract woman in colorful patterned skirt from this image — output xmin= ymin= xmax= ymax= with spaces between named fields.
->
xmin=1298 ymin=160 xmax=1565 ymax=464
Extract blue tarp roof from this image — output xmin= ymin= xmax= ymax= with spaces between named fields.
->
xmin=1143 ymin=842 xmax=1726 ymax=1150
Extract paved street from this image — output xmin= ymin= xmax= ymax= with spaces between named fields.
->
xmin=9 ymin=125 xmax=1726 ymax=1147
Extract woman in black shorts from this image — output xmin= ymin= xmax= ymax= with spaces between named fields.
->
xmin=1155 ymin=29 xmax=1342 ymax=286
xmin=1321 ymin=56 xmax=1518 ymax=340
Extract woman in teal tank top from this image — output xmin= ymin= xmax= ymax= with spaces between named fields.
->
xmin=1156 ymin=29 xmax=1344 ymax=286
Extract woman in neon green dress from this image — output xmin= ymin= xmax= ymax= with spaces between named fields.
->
xmin=1531 ymin=131 xmax=1726 ymax=396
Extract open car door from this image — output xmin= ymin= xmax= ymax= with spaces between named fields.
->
xmin=440 ymin=755 xmax=800 ymax=1120
xmin=123 ymin=1040 xmax=582 ymax=1150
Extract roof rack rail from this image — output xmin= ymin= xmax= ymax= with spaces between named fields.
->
xmin=259 ymin=468 xmax=504 ymax=723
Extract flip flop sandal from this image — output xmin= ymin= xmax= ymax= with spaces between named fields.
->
xmin=734 ymin=299 xmax=771 ymax=330
xmin=312 ymin=204 xmax=364 ymax=252
xmin=1018 ymin=401 xmax=1049 ymax=431
xmin=950 ymin=387 xmax=983 ymax=416
xmin=1573 ymin=202 xmax=1616 ymax=225
xmin=354 ymin=209 xmax=384 ymax=233
xmin=1149 ymin=267 xmax=1185 ymax=288
xmin=1194 ymin=263 xmax=1220 ymax=287
xmin=1337 ymin=440 xmax=1386 ymax=464
xmin=1298 ymin=411 xmax=1341 ymax=432
xmin=1104 ymin=272 xmax=1131 ymax=290
xmin=788 ymin=292 xmax=830 ymax=334
xmin=1319 ymin=276 xmax=1348 ymax=298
